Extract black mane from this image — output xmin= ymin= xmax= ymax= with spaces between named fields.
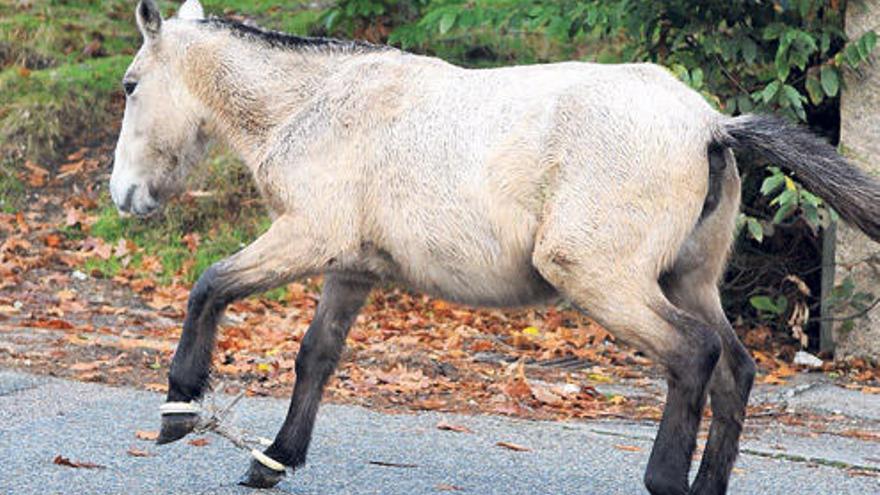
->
xmin=200 ymin=17 xmax=391 ymax=54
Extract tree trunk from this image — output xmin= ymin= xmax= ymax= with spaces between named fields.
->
xmin=833 ymin=0 xmax=880 ymax=361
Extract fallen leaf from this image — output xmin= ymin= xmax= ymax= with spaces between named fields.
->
xmin=32 ymin=318 xmax=74 ymax=330
xmin=530 ymin=382 xmax=564 ymax=406
xmin=416 ymin=398 xmax=447 ymax=410
xmin=145 ymin=382 xmax=168 ymax=393
xmin=182 ymin=232 xmax=201 ymax=253
xmin=435 ymin=483 xmax=464 ymax=491
xmin=24 ymin=160 xmax=49 ymax=187
xmin=504 ymin=360 xmax=533 ymax=401
xmin=135 ymin=430 xmax=159 ymax=441
xmin=522 ymin=326 xmax=540 ymax=336
xmin=839 ymin=429 xmax=880 ymax=442
xmin=126 ymin=447 xmax=153 ymax=457
xmin=613 ymin=444 xmax=643 ymax=452
xmin=53 ymin=455 xmax=105 ymax=469
xmin=82 ymin=39 xmax=103 ymax=57
xmin=496 ymin=441 xmax=530 ymax=452
xmin=70 ymin=361 xmax=101 ymax=372
xmin=44 ymin=234 xmax=63 ymax=247
xmin=759 ymin=373 xmax=788 ymax=385
xmin=188 ymin=437 xmax=211 ymax=447
xmin=847 ymin=468 xmax=879 ymax=478
xmin=436 ymin=421 xmax=472 ymax=434
xmin=67 ymin=149 xmax=87 ymax=161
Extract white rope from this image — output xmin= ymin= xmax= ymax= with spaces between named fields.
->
xmin=251 ymin=449 xmax=285 ymax=472
xmin=159 ymin=385 xmax=285 ymax=472
xmin=159 ymin=401 xmax=201 ymax=415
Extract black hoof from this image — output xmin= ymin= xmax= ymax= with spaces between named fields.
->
xmin=156 ymin=413 xmax=199 ymax=445
xmin=238 ymin=458 xmax=286 ymax=489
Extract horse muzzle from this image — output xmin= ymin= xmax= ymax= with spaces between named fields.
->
xmin=112 ymin=182 xmax=161 ymax=218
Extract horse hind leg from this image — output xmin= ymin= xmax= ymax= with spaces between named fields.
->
xmin=662 ymin=149 xmax=755 ymax=495
xmin=533 ymin=241 xmax=721 ymax=495
xmin=662 ymin=263 xmax=755 ymax=495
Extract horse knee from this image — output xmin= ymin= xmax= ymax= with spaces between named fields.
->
xmin=729 ymin=347 xmax=756 ymax=404
xmin=295 ymin=332 xmax=342 ymax=379
xmin=659 ymin=307 xmax=721 ymax=387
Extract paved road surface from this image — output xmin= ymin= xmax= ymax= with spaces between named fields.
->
xmin=0 ymin=370 xmax=878 ymax=494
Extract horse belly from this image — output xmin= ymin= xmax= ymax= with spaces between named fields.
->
xmin=397 ymin=251 xmax=556 ymax=308
xmin=367 ymin=200 xmax=557 ymax=307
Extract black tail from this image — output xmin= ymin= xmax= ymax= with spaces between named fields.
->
xmin=716 ymin=114 xmax=880 ymax=242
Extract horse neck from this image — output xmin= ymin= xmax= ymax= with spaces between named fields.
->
xmin=183 ymin=35 xmax=341 ymax=166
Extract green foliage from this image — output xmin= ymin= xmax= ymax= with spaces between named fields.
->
xmin=826 ymin=275 xmax=876 ymax=333
xmin=749 ymin=294 xmax=788 ymax=319
xmin=740 ymin=165 xmax=837 ymax=243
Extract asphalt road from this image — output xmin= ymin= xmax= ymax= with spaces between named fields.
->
xmin=0 ymin=370 xmax=878 ymax=494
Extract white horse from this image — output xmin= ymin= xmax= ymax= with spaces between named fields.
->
xmin=111 ymin=1 xmax=880 ymax=493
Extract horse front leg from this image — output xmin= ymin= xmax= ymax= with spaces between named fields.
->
xmin=239 ymin=273 xmax=372 ymax=488
xmin=156 ymin=215 xmax=331 ymax=445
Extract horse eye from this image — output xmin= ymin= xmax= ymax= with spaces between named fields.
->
xmin=123 ymin=81 xmax=138 ymax=96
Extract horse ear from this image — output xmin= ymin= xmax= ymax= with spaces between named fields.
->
xmin=136 ymin=0 xmax=162 ymax=39
xmin=178 ymin=0 xmax=204 ymax=21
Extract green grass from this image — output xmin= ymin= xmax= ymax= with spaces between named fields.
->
xmin=86 ymin=191 xmax=269 ymax=285
xmin=1 ymin=0 xmax=324 ymax=290
xmin=0 ymin=0 xmax=323 ymax=163
xmin=80 ymin=143 xmax=274 ymax=285
xmin=0 ymin=55 xmax=131 ymax=161
xmin=0 ymin=156 xmax=25 ymax=213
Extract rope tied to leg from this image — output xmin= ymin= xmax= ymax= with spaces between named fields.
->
xmin=158 ymin=386 xmax=285 ymax=472
xmin=159 ymin=401 xmax=201 ymax=415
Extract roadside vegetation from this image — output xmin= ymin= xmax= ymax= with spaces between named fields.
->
xmin=1 ymin=0 xmax=322 ymax=288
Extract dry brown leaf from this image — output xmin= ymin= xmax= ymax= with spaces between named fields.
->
xmin=188 ymin=437 xmax=211 ymax=447
xmin=496 ymin=441 xmax=530 ymax=452
xmin=435 ymin=483 xmax=464 ymax=491
xmin=416 ymin=398 xmax=447 ymax=410
xmin=145 ymin=382 xmax=168 ymax=393
xmin=840 ymin=429 xmax=880 ymax=442
xmin=530 ymin=383 xmax=563 ymax=406
xmin=504 ymin=360 xmax=533 ymax=401
xmin=53 ymin=455 xmax=105 ymax=469
xmin=436 ymin=421 xmax=472 ymax=434
xmin=44 ymin=234 xmax=63 ymax=248
xmin=70 ymin=361 xmax=101 ymax=372
xmin=614 ymin=444 xmax=643 ymax=452
xmin=126 ymin=447 xmax=153 ymax=457
xmin=759 ymin=373 xmax=788 ymax=385
xmin=135 ymin=430 xmax=159 ymax=441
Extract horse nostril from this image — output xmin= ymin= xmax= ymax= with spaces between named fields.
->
xmin=147 ymin=183 xmax=160 ymax=201
xmin=120 ymin=184 xmax=137 ymax=213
